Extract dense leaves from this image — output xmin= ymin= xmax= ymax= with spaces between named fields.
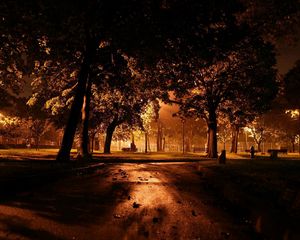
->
xmin=0 ymin=0 xmax=299 ymax=160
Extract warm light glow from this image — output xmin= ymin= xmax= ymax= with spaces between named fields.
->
xmin=285 ymin=109 xmax=299 ymax=118
xmin=243 ymin=127 xmax=252 ymax=134
xmin=0 ymin=113 xmax=20 ymax=126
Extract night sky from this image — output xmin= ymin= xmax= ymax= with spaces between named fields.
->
xmin=277 ymin=41 xmax=300 ymax=74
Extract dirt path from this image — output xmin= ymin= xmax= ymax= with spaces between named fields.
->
xmin=0 ymin=162 xmax=256 ymax=240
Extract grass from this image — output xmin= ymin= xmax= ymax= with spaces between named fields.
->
xmin=0 ymin=148 xmax=299 ymax=181
xmin=0 ymin=149 xmax=209 ymax=162
xmin=1 ymin=148 xmax=300 ymax=161
xmin=94 ymin=151 xmax=208 ymax=160
xmin=0 ymin=148 xmax=87 ymax=180
xmin=0 ymin=148 xmax=77 ymax=161
xmin=237 ymin=151 xmax=300 ymax=160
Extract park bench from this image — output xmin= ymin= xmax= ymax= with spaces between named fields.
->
xmin=122 ymin=147 xmax=131 ymax=152
xmin=193 ymin=147 xmax=206 ymax=153
xmin=267 ymin=149 xmax=288 ymax=159
xmin=245 ymin=149 xmax=258 ymax=153
xmin=121 ymin=147 xmax=137 ymax=152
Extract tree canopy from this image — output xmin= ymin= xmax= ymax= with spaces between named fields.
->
xmin=1 ymin=0 xmax=299 ymax=160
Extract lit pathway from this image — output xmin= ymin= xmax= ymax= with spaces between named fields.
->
xmin=0 ymin=163 xmax=254 ymax=240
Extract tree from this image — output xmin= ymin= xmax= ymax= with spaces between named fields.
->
xmin=28 ymin=119 xmax=51 ymax=150
xmin=2 ymin=0 xmax=299 ymax=161
xmin=54 ymin=0 xmax=164 ymax=160
xmin=141 ymin=101 xmax=159 ymax=153
xmin=150 ymin=0 xmax=283 ymax=158
xmin=0 ymin=114 xmax=22 ymax=142
xmin=89 ymin=52 xmax=159 ymax=154
xmin=284 ymin=60 xmax=300 ymax=151
xmin=217 ymin=121 xmax=232 ymax=151
xmin=0 ymin=0 xmax=92 ymax=159
xmin=1 ymin=0 xmax=164 ymax=161
xmin=162 ymin=30 xmax=277 ymax=158
xmin=244 ymin=116 xmax=272 ymax=152
xmin=227 ymin=111 xmax=253 ymax=153
xmin=283 ymin=110 xmax=300 ymax=152
xmin=156 ymin=0 xmax=298 ymax=158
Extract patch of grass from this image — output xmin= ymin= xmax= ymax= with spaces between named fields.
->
xmin=237 ymin=152 xmax=300 ymax=160
xmin=0 ymin=148 xmax=79 ymax=161
xmin=93 ymin=151 xmax=208 ymax=160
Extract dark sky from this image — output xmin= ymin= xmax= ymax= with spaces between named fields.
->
xmin=277 ymin=41 xmax=300 ymax=74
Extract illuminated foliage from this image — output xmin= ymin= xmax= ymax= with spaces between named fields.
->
xmin=0 ymin=0 xmax=299 ymax=160
xmin=0 ymin=113 xmax=22 ymax=141
xmin=160 ymin=23 xmax=278 ymax=157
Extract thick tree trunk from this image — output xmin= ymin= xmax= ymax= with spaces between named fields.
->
xmin=291 ymin=140 xmax=295 ymax=153
xmin=257 ymin=142 xmax=262 ymax=152
xmin=186 ymin=135 xmax=191 ymax=152
xmin=182 ymin=120 xmax=185 ymax=154
xmin=157 ymin=121 xmax=163 ymax=152
xmin=207 ymin=111 xmax=218 ymax=158
xmin=206 ymin=131 xmax=210 ymax=153
xmin=148 ymin=135 xmax=151 ymax=152
xmin=230 ymin=126 xmax=239 ymax=153
xmin=145 ymin=132 xmax=148 ymax=153
xmin=104 ymin=120 xmax=117 ymax=154
xmin=35 ymin=137 xmax=39 ymax=151
xmin=130 ymin=133 xmax=137 ymax=151
xmin=77 ymin=77 xmax=92 ymax=160
xmin=91 ymin=136 xmax=94 ymax=153
xmin=56 ymin=38 xmax=97 ymax=162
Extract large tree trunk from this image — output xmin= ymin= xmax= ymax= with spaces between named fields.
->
xmin=186 ymin=134 xmax=191 ymax=152
xmin=230 ymin=126 xmax=239 ymax=153
xmin=35 ymin=137 xmax=39 ymax=151
xmin=291 ymin=140 xmax=295 ymax=153
xmin=90 ymin=132 xmax=96 ymax=153
xmin=56 ymin=38 xmax=97 ymax=162
xmin=145 ymin=131 xmax=148 ymax=153
xmin=77 ymin=77 xmax=92 ymax=160
xmin=207 ymin=111 xmax=218 ymax=158
xmin=148 ymin=135 xmax=151 ymax=152
xmin=206 ymin=130 xmax=210 ymax=153
xmin=257 ymin=141 xmax=262 ymax=152
xmin=157 ymin=121 xmax=163 ymax=152
xmin=104 ymin=119 xmax=118 ymax=154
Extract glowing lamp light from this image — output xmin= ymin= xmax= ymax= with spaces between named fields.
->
xmin=285 ymin=109 xmax=299 ymax=118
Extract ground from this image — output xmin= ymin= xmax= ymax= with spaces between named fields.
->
xmin=0 ymin=150 xmax=299 ymax=240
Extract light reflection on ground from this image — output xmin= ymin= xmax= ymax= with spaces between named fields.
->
xmin=0 ymin=163 xmax=258 ymax=240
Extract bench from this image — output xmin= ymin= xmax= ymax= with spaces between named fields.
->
xmin=245 ymin=149 xmax=258 ymax=153
xmin=121 ymin=147 xmax=137 ymax=152
xmin=193 ymin=147 xmax=206 ymax=153
xmin=267 ymin=149 xmax=288 ymax=159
